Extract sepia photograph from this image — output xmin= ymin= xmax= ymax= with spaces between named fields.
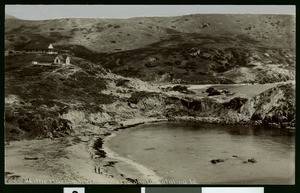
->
xmin=4 ymin=5 xmax=295 ymax=184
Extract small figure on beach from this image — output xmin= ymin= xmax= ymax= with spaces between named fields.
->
xmin=94 ymin=165 xmax=102 ymax=174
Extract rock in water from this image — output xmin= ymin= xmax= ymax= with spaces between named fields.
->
xmin=248 ymin=158 xmax=257 ymax=163
xmin=211 ymin=159 xmax=224 ymax=164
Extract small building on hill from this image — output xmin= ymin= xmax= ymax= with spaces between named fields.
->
xmin=54 ymin=55 xmax=70 ymax=65
xmin=24 ymin=43 xmax=57 ymax=54
xmin=32 ymin=54 xmax=71 ymax=66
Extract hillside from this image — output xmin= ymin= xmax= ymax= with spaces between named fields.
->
xmin=5 ymin=14 xmax=295 ymax=84
xmin=4 ymin=55 xmax=158 ymax=140
xmin=96 ymin=36 xmax=295 ymax=84
xmin=5 ymin=14 xmax=295 ymax=52
xmin=5 ymin=54 xmax=295 ymax=142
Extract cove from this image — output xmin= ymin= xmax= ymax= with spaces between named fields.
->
xmin=106 ymin=121 xmax=295 ymax=184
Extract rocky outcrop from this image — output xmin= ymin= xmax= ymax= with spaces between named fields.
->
xmin=163 ymin=82 xmax=295 ymax=128
xmin=246 ymin=83 xmax=295 ymax=128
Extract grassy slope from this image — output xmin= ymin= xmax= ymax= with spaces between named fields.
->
xmin=5 ymin=14 xmax=295 ymax=84
xmin=5 ymin=55 xmax=115 ymax=140
xmin=4 ymin=54 xmax=163 ymax=141
xmin=5 ymin=14 xmax=295 ymax=52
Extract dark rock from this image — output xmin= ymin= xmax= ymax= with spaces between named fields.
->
xmin=211 ymin=159 xmax=224 ymax=164
xmin=232 ymin=155 xmax=238 ymax=157
xmin=144 ymin=147 xmax=155 ymax=150
xmin=242 ymin=161 xmax=248 ymax=164
xmin=248 ymin=158 xmax=257 ymax=163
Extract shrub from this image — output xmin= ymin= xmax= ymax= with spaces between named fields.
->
xmin=223 ymin=97 xmax=248 ymax=110
xmin=116 ymin=79 xmax=130 ymax=87
xmin=206 ymin=87 xmax=215 ymax=93
xmin=208 ymin=90 xmax=221 ymax=96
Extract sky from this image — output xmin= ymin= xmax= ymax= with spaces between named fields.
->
xmin=5 ymin=5 xmax=295 ymax=20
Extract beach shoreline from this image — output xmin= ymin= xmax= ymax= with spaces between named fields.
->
xmin=98 ymin=118 xmax=167 ymax=184
xmin=5 ymin=118 xmax=167 ymax=184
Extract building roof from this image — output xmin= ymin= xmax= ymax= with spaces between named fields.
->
xmin=56 ymin=54 xmax=70 ymax=60
xmin=24 ymin=43 xmax=54 ymax=50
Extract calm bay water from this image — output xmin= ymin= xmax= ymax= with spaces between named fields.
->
xmin=189 ymin=83 xmax=283 ymax=97
xmin=107 ymin=122 xmax=295 ymax=184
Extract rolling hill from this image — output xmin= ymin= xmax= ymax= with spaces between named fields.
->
xmin=5 ymin=14 xmax=295 ymax=84
xmin=5 ymin=14 xmax=295 ymax=52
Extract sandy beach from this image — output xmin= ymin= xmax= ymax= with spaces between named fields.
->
xmin=5 ymin=118 xmax=166 ymax=184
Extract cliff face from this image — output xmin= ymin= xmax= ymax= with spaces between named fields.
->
xmin=246 ymin=83 xmax=295 ymax=128
xmin=144 ymin=83 xmax=295 ymax=128
xmin=93 ymin=82 xmax=295 ymax=130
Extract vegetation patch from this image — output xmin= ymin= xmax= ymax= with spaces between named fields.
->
xmin=223 ymin=97 xmax=248 ymax=110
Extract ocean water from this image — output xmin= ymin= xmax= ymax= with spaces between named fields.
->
xmin=107 ymin=122 xmax=295 ymax=184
